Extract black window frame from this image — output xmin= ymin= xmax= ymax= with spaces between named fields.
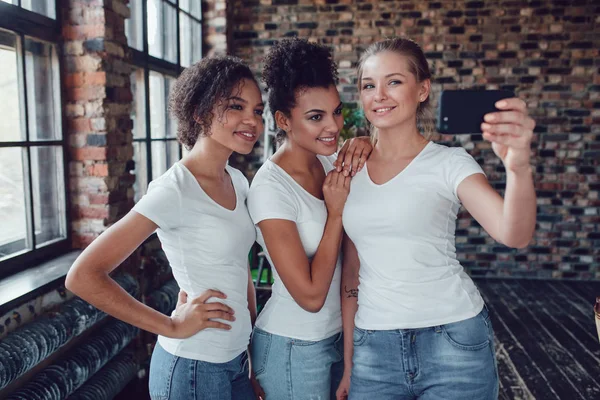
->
xmin=0 ymin=0 xmax=70 ymax=280
xmin=128 ymin=0 xmax=203 ymax=199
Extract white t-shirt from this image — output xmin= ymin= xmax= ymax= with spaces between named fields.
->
xmin=133 ymin=162 xmax=256 ymax=363
xmin=247 ymin=155 xmax=342 ymax=341
xmin=342 ymin=142 xmax=486 ymax=329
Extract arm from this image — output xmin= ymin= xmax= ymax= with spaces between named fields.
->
xmin=458 ymin=169 xmax=535 ymax=248
xmin=247 ymin=265 xmax=257 ymax=325
xmin=257 ymin=170 xmax=350 ymax=313
xmin=258 ymin=214 xmax=343 ymax=313
xmin=458 ymin=98 xmax=536 ymax=249
xmin=65 ymin=211 xmax=234 ymax=338
xmin=336 ymin=234 xmax=360 ymax=400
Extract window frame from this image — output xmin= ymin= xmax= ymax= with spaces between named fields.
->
xmin=128 ymin=0 xmax=202 ymax=198
xmin=0 ymin=0 xmax=70 ymax=279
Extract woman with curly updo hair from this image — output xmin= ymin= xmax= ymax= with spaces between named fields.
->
xmin=246 ymin=38 xmax=372 ymax=399
xmin=66 ymin=56 xmax=265 ymax=399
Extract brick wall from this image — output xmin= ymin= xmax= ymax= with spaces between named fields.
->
xmin=230 ymin=0 xmax=600 ymax=279
xmin=204 ymin=0 xmax=228 ymax=56
xmin=62 ymin=0 xmax=134 ymax=249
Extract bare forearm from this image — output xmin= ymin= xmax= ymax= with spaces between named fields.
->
xmin=247 ymin=268 xmax=257 ymax=326
xmin=67 ymin=270 xmax=174 ymax=337
xmin=501 ymin=166 xmax=536 ymax=247
xmin=308 ymin=214 xmax=344 ymax=295
xmin=341 ymin=274 xmax=359 ymax=372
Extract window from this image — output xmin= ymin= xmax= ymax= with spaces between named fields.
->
xmin=126 ymin=0 xmax=202 ymax=201
xmin=0 ymin=1 xmax=67 ymax=278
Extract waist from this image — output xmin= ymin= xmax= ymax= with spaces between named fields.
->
xmin=256 ymin=295 xmax=342 ymax=341
xmin=355 ymin=272 xmax=483 ymax=329
xmin=158 ymin=311 xmax=252 ymax=363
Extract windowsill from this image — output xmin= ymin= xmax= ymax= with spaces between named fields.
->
xmin=0 ymin=250 xmax=81 ymax=315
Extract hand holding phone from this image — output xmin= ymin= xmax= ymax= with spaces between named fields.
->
xmin=436 ymin=90 xmax=515 ymax=134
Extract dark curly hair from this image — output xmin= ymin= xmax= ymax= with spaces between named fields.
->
xmin=262 ymin=38 xmax=339 ymax=142
xmin=168 ymin=56 xmax=257 ymax=150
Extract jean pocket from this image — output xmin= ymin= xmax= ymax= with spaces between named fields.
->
xmin=250 ymin=328 xmax=271 ymax=376
xmin=353 ymin=327 xmax=368 ymax=347
xmin=441 ymin=313 xmax=490 ymax=351
xmin=149 ymin=343 xmax=179 ymax=400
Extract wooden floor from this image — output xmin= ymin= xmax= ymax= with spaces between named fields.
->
xmin=475 ymin=278 xmax=600 ymax=400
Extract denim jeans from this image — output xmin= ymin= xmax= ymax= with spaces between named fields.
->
xmin=250 ymin=327 xmax=344 ymax=400
xmin=148 ymin=342 xmax=255 ymax=400
xmin=349 ymin=306 xmax=499 ymax=400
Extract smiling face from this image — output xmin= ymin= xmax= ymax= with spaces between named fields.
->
xmin=207 ymin=78 xmax=264 ymax=154
xmin=359 ymin=51 xmax=430 ymax=132
xmin=276 ymin=84 xmax=344 ymax=156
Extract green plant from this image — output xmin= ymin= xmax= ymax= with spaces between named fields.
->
xmin=340 ymin=106 xmax=366 ymax=142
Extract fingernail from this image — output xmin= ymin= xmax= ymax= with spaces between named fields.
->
xmin=481 ymin=123 xmax=491 ymax=130
xmin=484 ymin=114 xmax=495 ymax=122
xmin=496 ymin=100 xmax=507 ymax=108
xmin=352 ymin=171 xmax=356 ymax=176
xmin=343 ymin=170 xmax=349 ymax=176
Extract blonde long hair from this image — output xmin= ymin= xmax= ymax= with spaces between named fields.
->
xmin=356 ymin=37 xmax=435 ymax=143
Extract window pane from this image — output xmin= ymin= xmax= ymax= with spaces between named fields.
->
xmin=25 ymin=38 xmax=61 ymax=141
xmin=133 ymin=141 xmax=148 ymax=202
xmin=166 ymin=76 xmax=177 ymax=138
xmin=149 ymin=71 xmax=166 ymax=139
xmin=31 ymin=146 xmax=66 ymax=246
xmin=164 ymin=4 xmax=177 ymax=63
xmin=131 ymin=68 xmax=146 ymax=139
xmin=151 ymin=141 xmax=167 ymax=180
xmin=147 ymin=0 xmax=163 ymax=59
xmin=21 ymin=0 xmax=56 ymax=19
xmin=193 ymin=22 xmax=202 ymax=65
xmin=166 ymin=140 xmax=180 ymax=169
xmin=180 ymin=0 xmax=201 ymax=19
xmin=125 ymin=0 xmax=144 ymax=51
xmin=179 ymin=13 xmax=202 ymax=68
xmin=0 ymin=30 xmax=24 ymax=142
xmin=0 ymin=147 xmax=30 ymax=260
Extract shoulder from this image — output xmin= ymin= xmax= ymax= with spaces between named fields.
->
xmin=317 ymin=154 xmax=337 ymax=173
xmin=249 ymin=161 xmax=289 ymax=191
xmin=147 ymin=164 xmax=184 ymax=194
xmin=226 ymin=165 xmax=250 ymax=190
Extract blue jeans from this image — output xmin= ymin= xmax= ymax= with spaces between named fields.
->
xmin=251 ymin=327 xmax=344 ymax=400
xmin=148 ymin=342 xmax=255 ymax=400
xmin=349 ymin=306 xmax=499 ymax=400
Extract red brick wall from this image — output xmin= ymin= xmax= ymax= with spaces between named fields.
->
xmin=62 ymin=0 xmax=134 ymax=248
xmin=230 ymin=0 xmax=600 ymax=279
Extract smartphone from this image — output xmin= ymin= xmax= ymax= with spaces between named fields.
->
xmin=436 ymin=90 xmax=515 ymax=134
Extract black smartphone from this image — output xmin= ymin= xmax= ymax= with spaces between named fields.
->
xmin=436 ymin=90 xmax=515 ymax=134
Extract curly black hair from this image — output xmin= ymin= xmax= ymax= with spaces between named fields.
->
xmin=262 ymin=38 xmax=339 ymax=141
xmin=168 ymin=55 xmax=257 ymax=150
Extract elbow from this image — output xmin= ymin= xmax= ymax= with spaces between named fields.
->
xmin=297 ymin=296 xmax=326 ymax=313
xmin=64 ymin=268 xmax=81 ymax=295
xmin=501 ymin=232 xmax=534 ymax=249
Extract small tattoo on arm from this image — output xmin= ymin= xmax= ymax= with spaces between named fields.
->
xmin=344 ymin=286 xmax=358 ymax=298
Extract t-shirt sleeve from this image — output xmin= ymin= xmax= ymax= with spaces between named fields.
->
xmin=247 ymin=182 xmax=298 ymax=224
xmin=446 ymin=147 xmax=486 ymax=198
xmin=132 ymin=180 xmax=181 ymax=230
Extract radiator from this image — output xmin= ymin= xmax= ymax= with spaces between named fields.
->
xmin=0 ymin=273 xmax=138 ymax=391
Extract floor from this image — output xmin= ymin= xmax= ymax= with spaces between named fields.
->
xmin=475 ymin=278 xmax=600 ymax=400
xmin=116 ymin=278 xmax=600 ymax=400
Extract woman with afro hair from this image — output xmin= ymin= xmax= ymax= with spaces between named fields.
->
xmin=246 ymin=37 xmax=372 ymax=399
xmin=66 ymin=56 xmax=266 ymax=399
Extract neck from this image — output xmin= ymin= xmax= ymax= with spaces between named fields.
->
xmin=276 ymin=139 xmax=322 ymax=173
xmin=375 ymin=118 xmax=427 ymax=160
xmin=182 ymin=136 xmax=233 ymax=178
